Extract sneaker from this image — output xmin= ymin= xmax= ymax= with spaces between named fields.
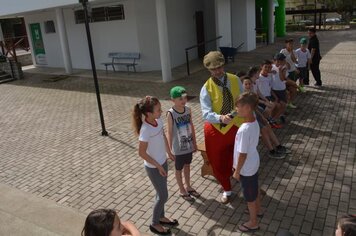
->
xmin=314 ymin=83 xmax=322 ymax=87
xmin=276 ymin=145 xmax=291 ymax=154
xmin=271 ymin=123 xmax=283 ymax=129
xmin=221 ymin=195 xmax=231 ymax=204
xmin=280 ymin=115 xmax=286 ymax=124
xmin=268 ymin=150 xmax=286 ymax=159
xmin=298 ymin=86 xmax=306 ymax=93
xmin=287 ymin=103 xmax=297 ymax=109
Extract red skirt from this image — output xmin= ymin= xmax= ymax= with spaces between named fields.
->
xmin=204 ymin=122 xmax=238 ymax=191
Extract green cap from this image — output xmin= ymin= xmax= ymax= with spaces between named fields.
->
xmin=170 ymin=86 xmax=187 ymax=99
xmin=300 ymin=37 xmax=308 ymax=44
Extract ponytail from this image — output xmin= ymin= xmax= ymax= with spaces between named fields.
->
xmin=132 ymin=96 xmax=160 ymax=135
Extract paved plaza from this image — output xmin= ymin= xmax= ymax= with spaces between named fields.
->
xmin=0 ymin=30 xmax=355 ymax=236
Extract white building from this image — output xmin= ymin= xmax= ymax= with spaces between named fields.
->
xmin=0 ymin=0 xmax=275 ymax=82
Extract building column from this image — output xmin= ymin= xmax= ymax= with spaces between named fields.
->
xmin=231 ymin=0 xmax=256 ymax=51
xmin=268 ymin=0 xmax=275 ymax=44
xmin=55 ymin=8 xmax=72 ymax=74
xmin=275 ymin=0 xmax=286 ymax=37
xmin=155 ymin=0 xmax=172 ymax=82
xmin=215 ymin=0 xmax=232 ymax=47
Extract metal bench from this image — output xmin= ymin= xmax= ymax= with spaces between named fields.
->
xmin=102 ymin=52 xmax=140 ymax=73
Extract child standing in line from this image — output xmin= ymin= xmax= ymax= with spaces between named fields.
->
xmin=166 ymin=86 xmax=199 ymax=203
xmin=295 ymin=37 xmax=312 ymax=90
xmin=82 ymin=209 xmax=142 ymax=236
xmin=232 ymin=92 xmax=262 ymax=233
xmin=132 ymin=96 xmax=178 ymax=235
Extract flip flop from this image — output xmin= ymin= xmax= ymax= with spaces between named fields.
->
xmin=159 ymin=219 xmax=179 ymax=227
xmin=238 ymin=223 xmax=260 ymax=232
xmin=180 ymin=194 xmax=195 ymax=202
xmin=188 ymin=190 xmax=201 ymax=198
xmin=243 ymin=209 xmax=264 ymax=218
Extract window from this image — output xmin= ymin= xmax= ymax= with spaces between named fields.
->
xmin=44 ymin=20 xmax=55 ymax=33
xmin=74 ymin=5 xmax=125 ymax=24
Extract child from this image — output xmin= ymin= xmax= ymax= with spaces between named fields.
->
xmin=271 ymin=53 xmax=288 ymax=123
xmin=242 ymin=77 xmax=290 ymax=159
xmin=295 ymin=37 xmax=311 ymax=90
xmin=256 ymin=60 xmax=284 ymax=128
xmin=335 ymin=214 xmax=356 ymax=236
xmin=132 ymin=96 xmax=178 ymax=235
xmin=166 ymin=86 xmax=199 ymax=202
xmin=232 ymin=92 xmax=261 ymax=232
xmin=81 ymin=209 xmax=141 ymax=236
xmin=280 ymin=39 xmax=299 ymax=108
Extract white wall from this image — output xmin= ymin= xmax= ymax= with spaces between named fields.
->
xmin=134 ymin=0 xmax=161 ymax=71
xmin=215 ymin=0 xmax=232 ymax=47
xmin=231 ymin=0 xmax=256 ymax=51
xmin=63 ymin=0 xmax=140 ymax=70
xmin=24 ymin=11 xmax=64 ymax=68
xmin=166 ymin=0 xmax=203 ymax=68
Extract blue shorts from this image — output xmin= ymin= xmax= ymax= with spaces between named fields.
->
xmin=240 ymin=172 xmax=258 ymax=202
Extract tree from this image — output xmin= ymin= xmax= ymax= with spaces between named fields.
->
xmin=321 ymin=0 xmax=356 ymax=22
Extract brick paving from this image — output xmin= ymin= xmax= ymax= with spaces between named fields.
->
xmin=0 ymin=29 xmax=355 ymax=235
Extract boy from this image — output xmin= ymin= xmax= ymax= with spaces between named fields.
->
xmin=167 ymin=86 xmax=199 ymax=202
xmin=256 ymin=60 xmax=284 ymax=128
xmin=280 ymin=39 xmax=300 ymax=107
xmin=295 ymin=37 xmax=311 ymax=89
xmin=233 ymin=92 xmax=261 ymax=232
xmin=271 ymin=53 xmax=288 ymax=123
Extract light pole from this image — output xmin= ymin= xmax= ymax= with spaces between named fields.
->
xmin=79 ymin=0 xmax=108 ymax=136
xmin=314 ymin=0 xmax=317 ymax=29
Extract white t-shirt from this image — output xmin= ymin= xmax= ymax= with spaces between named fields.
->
xmin=233 ymin=120 xmax=260 ymax=176
xmin=280 ymin=48 xmax=297 ymax=72
xmin=139 ymin=118 xmax=167 ymax=168
xmin=256 ymin=74 xmax=272 ymax=97
xmin=295 ymin=48 xmax=311 ymax=68
xmin=271 ymin=64 xmax=287 ymax=91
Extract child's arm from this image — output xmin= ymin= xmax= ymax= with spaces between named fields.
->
xmin=279 ymin=67 xmax=287 ymax=81
xmin=139 ymin=141 xmax=167 ymax=176
xmin=189 ymin=108 xmax=198 ymax=152
xmin=163 ymin=131 xmax=175 ymax=161
xmin=166 ymin=112 xmax=174 ymax=152
xmin=233 ymin=153 xmax=247 ymax=181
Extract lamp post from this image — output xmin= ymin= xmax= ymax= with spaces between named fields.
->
xmin=314 ymin=0 xmax=317 ymax=29
xmin=79 ymin=0 xmax=108 ymax=136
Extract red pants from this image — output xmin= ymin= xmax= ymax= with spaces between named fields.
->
xmin=204 ymin=123 xmax=238 ymax=191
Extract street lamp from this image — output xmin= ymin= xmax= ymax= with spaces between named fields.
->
xmin=79 ymin=0 xmax=108 ymax=136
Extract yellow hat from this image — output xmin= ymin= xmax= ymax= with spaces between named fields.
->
xmin=203 ymin=51 xmax=225 ymax=69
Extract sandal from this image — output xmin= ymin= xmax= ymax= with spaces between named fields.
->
xmin=188 ymin=190 xmax=201 ymax=198
xmin=159 ymin=219 xmax=179 ymax=227
xmin=180 ymin=194 xmax=195 ymax=202
xmin=149 ymin=225 xmax=171 ymax=235
xmin=243 ymin=209 xmax=264 ymax=218
xmin=238 ymin=223 xmax=260 ymax=232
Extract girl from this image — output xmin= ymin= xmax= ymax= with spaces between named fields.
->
xmin=335 ymin=214 xmax=356 ymax=236
xmin=132 ymin=96 xmax=178 ymax=235
xmin=81 ymin=209 xmax=141 ymax=236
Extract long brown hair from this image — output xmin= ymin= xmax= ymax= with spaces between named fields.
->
xmin=132 ymin=96 xmax=160 ymax=135
xmin=81 ymin=209 xmax=117 ymax=236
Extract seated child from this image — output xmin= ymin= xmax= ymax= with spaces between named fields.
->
xmin=82 ymin=209 xmax=142 ymax=236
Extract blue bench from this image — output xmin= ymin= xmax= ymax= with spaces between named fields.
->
xmin=102 ymin=52 xmax=140 ymax=73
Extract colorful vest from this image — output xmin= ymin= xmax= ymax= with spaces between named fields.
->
xmin=204 ymin=73 xmax=244 ymax=134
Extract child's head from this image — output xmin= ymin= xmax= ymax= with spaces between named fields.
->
xmin=170 ymin=86 xmax=188 ymax=107
xmin=235 ymin=92 xmax=258 ymax=118
xmin=285 ymin=38 xmax=294 ymax=49
xmin=299 ymin=37 xmax=308 ymax=49
xmin=242 ymin=77 xmax=252 ymax=92
xmin=260 ymin=60 xmax=272 ymax=74
xmin=132 ymin=96 xmax=161 ymax=135
xmin=336 ymin=215 xmax=356 ymax=236
xmin=82 ymin=209 xmax=123 ymax=236
xmin=248 ymin=66 xmax=260 ymax=81
xmin=273 ymin=53 xmax=286 ymax=67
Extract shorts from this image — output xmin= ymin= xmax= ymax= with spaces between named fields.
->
xmin=175 ymin=153 xmax=193 ymax=170
xmin=258 ymin=97 xmax=273 ymax=110
xmin=255 ymin=108 xmax=265 ymax=128
xmin=297 ymin=67 xmax=308 ymax=81
xmin=288 ymin=71 xmax=297 ymax=81
xmin=266 ymin=96 xmax=275 ymax=102
xmin=272 ymin=89 xmax=287 ymax=103
xmin=240 ymin=172 xmax=259 ymax=202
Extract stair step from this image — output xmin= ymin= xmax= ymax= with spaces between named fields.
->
xmin=0 ymin=74 xmax=11 ymax=79
xmin=0 ymin=77 xmax=15 ymax=84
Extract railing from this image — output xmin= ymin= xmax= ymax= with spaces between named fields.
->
xmin=0 ymin=35 xmax=30 ymax=62
xmin=185 ymin=36 xmax=222 ymax=76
